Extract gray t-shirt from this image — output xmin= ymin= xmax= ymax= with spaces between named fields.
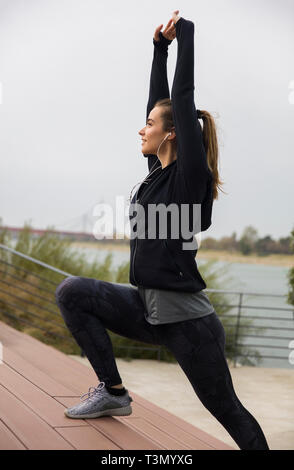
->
xmin=137 ymin=286 xmax=214 ymax=325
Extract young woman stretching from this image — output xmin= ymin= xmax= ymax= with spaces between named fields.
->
xmin=55 ymin=11 xmax=269 ymax=450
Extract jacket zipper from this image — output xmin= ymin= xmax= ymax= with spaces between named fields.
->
xmin=131 ymin=167 xmax=160 ymax=284
xmin=132 ymin=237 xmax=138 ymax=284
xmin=131 ymin=188 xmax=141 ymax=285
xmin=131 ymin=162 xmax=175 ymax=284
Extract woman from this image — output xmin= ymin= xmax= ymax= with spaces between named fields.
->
xmin=55 ymin=11 xmax=269 ymax=450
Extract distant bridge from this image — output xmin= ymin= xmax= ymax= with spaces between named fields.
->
xmin=0 ymin=225 xmax=129 ymax=243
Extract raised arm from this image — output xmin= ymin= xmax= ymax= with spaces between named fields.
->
xmin=171 ymin=16 xmax=211 ymax=202
xmin=144 ymin=29 xmax=172 ymax=172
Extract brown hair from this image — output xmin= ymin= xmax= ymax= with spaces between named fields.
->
xmin=154 ymin=98 xmax=225 ymax=200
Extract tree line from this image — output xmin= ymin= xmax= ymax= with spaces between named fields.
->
xmin=202 ymin=225 xmax=292 ymax=256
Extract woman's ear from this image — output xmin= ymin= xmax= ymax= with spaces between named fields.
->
xmin=169 ymin=128 xmax=177 ymax=144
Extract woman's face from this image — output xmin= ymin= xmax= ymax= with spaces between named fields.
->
xmin=138 ymin=106 xmax=168 ymax=155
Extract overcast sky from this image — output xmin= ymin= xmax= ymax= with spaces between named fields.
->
xmin=0 ymin=0 xmax=293 ymax=241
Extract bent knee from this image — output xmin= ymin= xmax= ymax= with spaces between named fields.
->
xmin=55 ymin=276 xmax=82 ymax=305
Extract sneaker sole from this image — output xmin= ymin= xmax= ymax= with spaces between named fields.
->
xmin=64 ymin=404 xmax=133 ymax=419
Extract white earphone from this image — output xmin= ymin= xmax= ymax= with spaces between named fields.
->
xmin=157 ymin=132 xmax=172 ymax=156
xmin=129 ymin=132 xmax=173 ymax=203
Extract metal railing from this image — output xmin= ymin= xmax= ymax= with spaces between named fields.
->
xmin=0 ymin=243 xmax=293 ymax=367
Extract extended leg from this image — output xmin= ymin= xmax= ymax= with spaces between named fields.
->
xmin=158 ymin=312 xmax=269 ymax=450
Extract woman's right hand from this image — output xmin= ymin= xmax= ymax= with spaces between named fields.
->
xmin=153 ymin=18 xmax=176 ymax=42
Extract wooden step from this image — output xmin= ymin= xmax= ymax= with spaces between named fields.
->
xmin=0 ymin=321 xmax=234 ymax=450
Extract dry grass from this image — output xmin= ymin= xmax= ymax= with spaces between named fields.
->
xmin=71 ymin=241 xmax=294 ymax=267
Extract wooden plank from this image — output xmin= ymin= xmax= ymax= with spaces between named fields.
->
xmin=0 ymin=321 xmax=95 ymax=376
xmin=0 ymin=364 xmax=87 ymax=427
xmin=126 ymin=391 xmax=234 ymax=450
xmin=55 ymin=426 xmax=121 ymax=450
xmin=0 ymin=322 xmax=97 ymax=394
xmin=117 ymin=403 xmax=214 ymax=450
xmin=0 ymin=419 xmax=26 ymax=450
xmin=88 ymin=417 xmax=163 ymax=450
xmin=119 ymin=417 xmax=193 ymax=450
xmin=0 ymin=321 xmax=97 ymax=376
xmin=0 ymin=384 xmax=74 ymax=449
xmin=53 ymin=396 xmax=86 ymax=408
xmin=3 ymin=347 xmax=77 ymax=397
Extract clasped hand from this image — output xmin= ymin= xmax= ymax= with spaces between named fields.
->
xmin=153 ymin=9 xmax=181 ymax=42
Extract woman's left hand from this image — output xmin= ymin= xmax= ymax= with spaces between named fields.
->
xmin=154 ymin=18 xmax=176 ymax=42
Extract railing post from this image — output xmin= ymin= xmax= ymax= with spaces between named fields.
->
xmin=233 ymin=292 xmax=243 ymax=367
xmin=157 ymin=346 xmax=161 ymax=361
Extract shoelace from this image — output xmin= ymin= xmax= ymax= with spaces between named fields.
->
xmin=80 ymin=381 xmax=134 ymax=403
xmin=80 ymin=382 xmax=106 ymax=402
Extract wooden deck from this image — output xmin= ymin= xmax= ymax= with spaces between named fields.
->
xmin=0 ymin=321 xmax=234 ymax=450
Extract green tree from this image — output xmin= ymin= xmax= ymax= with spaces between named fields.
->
xmin=256 ymin=235 xmax=275 ymax=256
xmin=239 ymin=225 xmax=259 ymax=255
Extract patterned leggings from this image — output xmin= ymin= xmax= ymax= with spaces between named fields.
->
xmin=55 ymin=276 xmax=269 ymax=450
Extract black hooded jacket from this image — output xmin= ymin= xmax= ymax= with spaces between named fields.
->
xmin=129 ymin=17 xmax=214 ymax=293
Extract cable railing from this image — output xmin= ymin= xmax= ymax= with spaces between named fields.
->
xmin=0 ymin=243 xmax=293 ymax=367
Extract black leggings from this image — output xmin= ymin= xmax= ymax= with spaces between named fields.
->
xmin=55 ymin=276 xmax=269 ymax=450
